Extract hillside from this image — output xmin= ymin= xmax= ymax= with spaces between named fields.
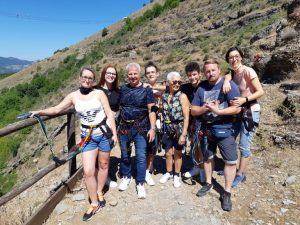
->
xmin=0 ymin=57 xmax=33 ymax=74
xmin=0 ymin=0 xmax=299 ymax=224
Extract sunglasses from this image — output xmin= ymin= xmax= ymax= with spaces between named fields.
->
xmin=172 ymin=80 xmax=182 ymax=85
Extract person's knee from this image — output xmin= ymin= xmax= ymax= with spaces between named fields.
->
xmin=84 ymin=168 xmax=95 ymax=178
xmin=98 ymin=160 xmax=109 ymax=170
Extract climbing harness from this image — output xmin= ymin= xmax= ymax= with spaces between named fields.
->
xmin=17 ymin=113 xmax=93 ymax=164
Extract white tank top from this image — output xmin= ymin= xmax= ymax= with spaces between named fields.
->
xmin=74 ymin=91 xmax=106 ymax=135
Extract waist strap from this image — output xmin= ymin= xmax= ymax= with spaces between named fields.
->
xmin=81 ymin=124 xmax=100 ymax=129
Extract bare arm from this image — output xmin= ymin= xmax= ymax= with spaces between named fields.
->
xmin=231 ymin=77 xmax=264 ymax=106
xmin=147 ymin=103 xmax=156 ymax=142
xmin=179 ymin=94 xmax=190 ymax=145
xmin=99 ymin=91 xmax=118 ymax=145
xmin=30 ymin=93 xmax=74 ymax=116
xmin=205 ymin=100 xmax=241 ymax=115
xmin=191 ymin=105 xmax=209 ymax=117
xmin=223 ymin=73 xmax=232 ymax=94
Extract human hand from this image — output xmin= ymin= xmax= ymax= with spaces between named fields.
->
xmin=147 ymin=129 xmax=155 ymax=142
xmin=222 ymin=80 xmax=231 ymax=94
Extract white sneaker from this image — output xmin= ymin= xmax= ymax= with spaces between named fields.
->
xmin=118 ymin=177 xmax=132 ymax=191
xmin=159 ymin=172 xmax=171 ymax=184
xmin=184 ymin=166 xmax=201 ymax=178
xmin=136 ymin=184 xmax=146 ymax=199
xmin=173 ymin=175 xmax=181 ymax=188
xmin=105 ymin=177 xmax=118 ymax=188
xmin=145 ymin=170 xmax=155 ymax=186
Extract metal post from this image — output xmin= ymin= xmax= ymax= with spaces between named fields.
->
xmin=67 ymin=112 xmax=76 ymax=176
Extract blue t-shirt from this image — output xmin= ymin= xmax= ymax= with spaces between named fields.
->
xmin=120 ymin=83 xmax=155 ymax=120
xmin=192 ymin=78 xmax=240 ymax=123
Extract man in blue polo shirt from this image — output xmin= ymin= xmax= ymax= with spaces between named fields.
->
xmin=191 ymin=59 xmax=241 ymax=211
xmin=118 ymin=63 xmax=156 ymax=199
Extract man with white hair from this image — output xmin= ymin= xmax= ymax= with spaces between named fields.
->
xmin=118 ymin=63 xmax=156 ymax=199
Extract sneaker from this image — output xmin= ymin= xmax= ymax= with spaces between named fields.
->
xmin=231 ymin=175 xmax=246 ymax=188
xmin=184 ymin=166 xmax=201 ymax=178
xmin=136 ymin=183 xmax=146 ymax=199
xmin=196 ymin=182 xmax=213 ymax=197
xmin=82 ymin=203 xmax=100 ymax=221
xmin=105 ymin=177 xmax=118 ymax=188
xmin=159 ymin=172 xmax=172 ymax=184
xmin=118 ymin=177 xmax=132 ymax=191
xmin=221 ymin=191 xmax=232 ymax=211
xmin=145 ymin=170 xmax=155 ymax=186
xmin=173 ymin=175 xmax=181 ymax=188
xmin=97 ymin=193 xmax=106 ymax=208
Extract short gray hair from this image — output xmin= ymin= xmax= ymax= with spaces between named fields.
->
xmin=167 ymin=71 xmax=181 ymax=82
xmin=126 ymin=63 xmax=141 ymax=73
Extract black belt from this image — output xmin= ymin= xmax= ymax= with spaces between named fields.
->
xmin=241 ymin=100 xmax=257 ymax=109
xmin=81 ymin=124 xmax=100 ymax=129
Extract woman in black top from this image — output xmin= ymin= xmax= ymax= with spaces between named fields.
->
xmin=96 ymin=64 xmax=120 ymax=189
xmin=96 ymin=64 xmax=120 ymax=115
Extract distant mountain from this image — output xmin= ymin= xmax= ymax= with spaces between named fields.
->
xmin=0 ymin=57 xmax=33 ymax=74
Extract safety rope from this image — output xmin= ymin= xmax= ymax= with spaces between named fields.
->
xmin=17 ymin=112 xmax=93 ymax=164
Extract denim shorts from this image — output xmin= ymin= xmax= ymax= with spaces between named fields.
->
xmin=233 ymin=111 xmax=260 ymax=158
xmin=162 ymin=134 xmax=184 ymax=151
xmin=81 ymin=134 xmax=112 ymax=152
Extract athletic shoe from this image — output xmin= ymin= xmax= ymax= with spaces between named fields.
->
xmin=231 ymin=175 xmax=246 ymax=188
xmin=105 ymin=177 xmax=118 ymax=188
xmin=159 ymin=172 xmax=172 ymax=184
xmin=145 ymin=170 xmax=155 ymax=186
xmin=173 ymin=175 xmax=181 ymax=188
xmin=82 ymin=203 xmax=100 ymax=221
xmin=183 ymin=166 xmax=201 ymax=178
xmin=136 ymin=184 xmax=146 ymax=199
xmin=118 ymin=177 xmax=132 ymax=191
xmin=196 ymin=182 xmax=213 ymax=197
xmin=221 ymin=191 xmax=232 ymax=211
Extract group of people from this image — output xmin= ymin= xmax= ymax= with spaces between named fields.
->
xmin=30 ymin=46 xmax=264 ymax=221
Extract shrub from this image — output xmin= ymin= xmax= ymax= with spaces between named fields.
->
xmin=102 ymin=27 xmax=108 ymax=37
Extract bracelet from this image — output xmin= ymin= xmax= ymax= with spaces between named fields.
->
xmin=150 ymin=127 xmax=156 ymax=131
xmin=245 ymin=97 xmax=249 ymax=103
xmin=181 ymin=134 xmax=187 ymax=138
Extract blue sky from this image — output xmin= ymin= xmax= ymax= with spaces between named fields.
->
xmin=0 ymin=1 xmax=148 ymax=61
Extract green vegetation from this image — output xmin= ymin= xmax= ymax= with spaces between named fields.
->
xmin=0 ymin=73 xmax=14 ymax=80
xmin=53 ymin=47 xmax=69 ymax=54
xmin=0 ymin=43 xmax=106 ymax=194
xmin=102 ymin=27 xmax=108 ymax=37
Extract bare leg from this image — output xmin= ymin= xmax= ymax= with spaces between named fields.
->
xmin=204 ymin=158 xmax=214 ymax=184
xmin=224 ymin=163 xmax=236 ymax=193
xmin=82 ymin=149 xmax=98 ymax=204
xmin=97 ymin=151 xmax=110 ymax=196
xmin=165 ymin=148 xmax=173 ymax=172
xmin=147 ymin=152 xmax=154 ymax=171
xmin=174 ymin=150 xmax=182 ymax=173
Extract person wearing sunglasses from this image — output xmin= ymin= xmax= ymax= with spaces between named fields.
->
xmin=159 ymin=72 xmax=190 ymax=188
xmin=30 ymin=66 xmax=118 ymax=221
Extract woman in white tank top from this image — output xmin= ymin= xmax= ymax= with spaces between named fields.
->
xmin=31 ymin=66 xmax=117 ymax=221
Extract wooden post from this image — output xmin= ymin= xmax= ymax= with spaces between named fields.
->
xmin=67 ymin=112 xmax=76 ymax=176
